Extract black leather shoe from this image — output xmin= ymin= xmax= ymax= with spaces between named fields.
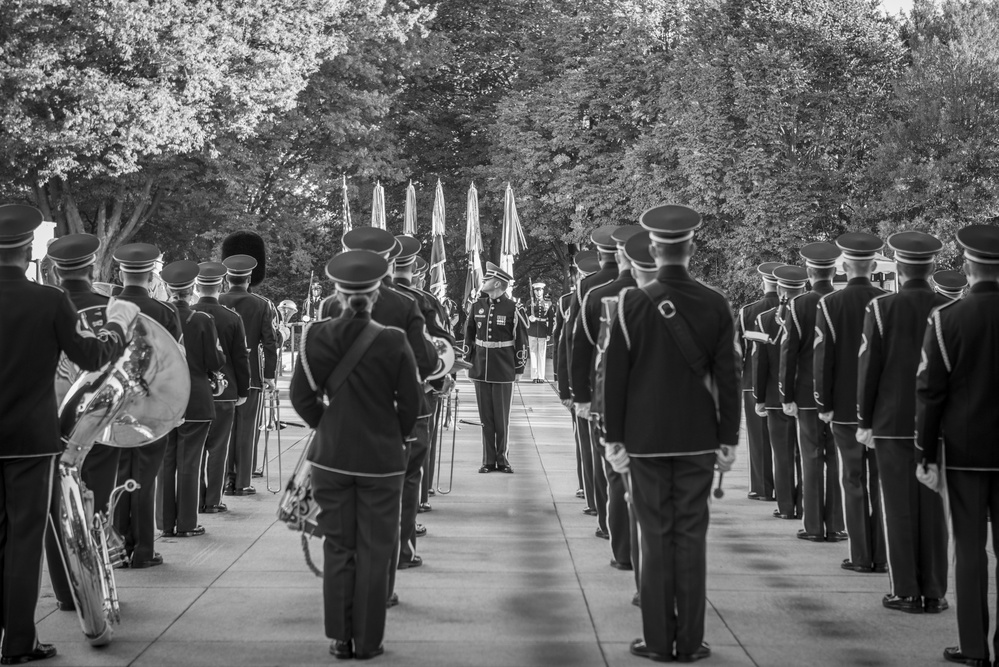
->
xmin=773 ymin=510 xmax=796 ymax=520
xmin=200 ymin=504 xmax=228 ymax=514
xmin=925 ymin=597 xmax=949 ymax=613
xmin=478 ymin=465 xmax=494 ymax=474
xmin=629 ymin=638 xmax=673 ymax=662
xmin=677 ymin=643 xmax=711 ymax=663
xmin=873 ymin=562 xmax=888 ymax=573
xmin=428 ymin=488 xmax=436 ymax=497
xmin=748 ymin=492 xmax=775 ymax=501
xmin=398 ymin=555 xmax=422 ymax=570
xmin=355 ymin=646 xmax=384 ymax=660
xmin=883 ymin=594 xmax=923 ymax=613
xmin=177 ymin=526 xmax=206 ymax=537
xmin=237 ymin=486 xmax=256 ymax=496
xmin=944 ymin=647 xmax=990 ymax=666
xmin=131 ymin=553 xmax=164 ymax=569
xmin=0 ymin=643 xmax=57 ymax=664
xmin=575 ymin=489 xmax=585 ymax=499
xmin=595 ymin=528 xmax=610 ymax=540
xmin=418 ymin=502 xmax=432 ymax=513
xmin=826 ymin=531 xmax=849 ymax=542
xmin=841 ymin=559 xmax=874 ymax=573
xmin=222 ymin=483 xmax=236 ymax=496
xmin=56 ymin=599 xmax=75 ymax=612
xmin=386 ymin=592 xmax=399 ymax=608
xmin=631 ymin=592 xmax=641 ymax=608
xmin=497 ymin=465 xmax=514 ymax=473
xmin=251 ymin=469 xmax=264 ymax=478
xmin=610 ymin=559 xmax=633 ymax=571
xmin=329 ymin=640 xmax=353 ymax=660
xmin=582 ymin=507 xmax=598 ymax=516
xmin=415 ymin=524 xmax=427 ymax=537
xmin=160 ymin=529 xmax=177 ymax=538
xmin=797 ymin=530 xmax=826 ymax=542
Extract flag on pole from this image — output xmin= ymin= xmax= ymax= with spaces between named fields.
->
xmin=463 ymin=182 xmax=484 ymax=310
xmin=429 ymin=179 xmax=447 ymax=301
xmin=341 ymin=174 xmax=352 ymax=241
xmin=500 ymin=183 xmax=527 ymax=281
xmin=371 ymin=181 xmax=386 ymax=229
xmin=404 ymin=181 xmax=417 ymax=235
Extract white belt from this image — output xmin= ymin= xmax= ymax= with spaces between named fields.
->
xmin=477 ymin=340 xmax=514 ymax=348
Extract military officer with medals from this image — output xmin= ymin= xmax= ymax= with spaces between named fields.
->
xmin=112 ymin=243 xmax=183 ymax=569
xmin=916 ymin=225 xmax=999 ymax=667
xmin=931 ymin=269 xmax=967 ymax=300
xmin=779 ymin=243 xmax=845 ymax=542
xmin=526 ymin=282 xmax=553 ymax=383
xmin=464 ymin=262 xmax=529 ymax=474
xmin=220 ymin=254 xmax=277 ymax=496
xmin=602 ymin=204 xmax=740 ymax=663
xmin=856 ymin=231 xmax=949 ymax=614
xmin=815 ymin=232 xmax=887 ymax=573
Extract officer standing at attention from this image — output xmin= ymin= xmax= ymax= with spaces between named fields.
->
xmin=779 ymin=243 xmax=846 ymax=543
xmin=815 ymin=232 xmax=887 ymax=574
xmin=916 ymin=225 xmax=999 ymax=667
xmin=220 ymin=254 xmax=277 ymax=497
xmin=602 ymin=204 xmax=740 ymax=663
xmin=464 ymin=262 xmax=529 ymax=473
xmin=526 ymin=281 xmax=553 ymax=383
xmin=0 ymin=206 xmax=137 ymax=664
xmin=159 ymin=261 xmax=226 ymax=538
xmin=112 ymin=242 xmax=183 ymax=569
xmin=738 ymin=263 xmax=781 ymax=502
xmin=856 ymin=231 xmax=949 ymax=615
xmin=193 ymin=262 xmax=250 ymax=513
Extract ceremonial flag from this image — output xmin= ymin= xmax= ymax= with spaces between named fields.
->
xmin=404 ymin=181 xmax=417 ymax=235
xmin=500 ymin=183 xmax=527 ymax=280
xmin=429 ymin=179 xmax=447 ymax=301
xmin=371 ymin=181 xmax=386 ymax=229
xmin=463 ymin=182 xmax=484 ymax=310
xmin=341 ymin=174 xmax=352 ymax=242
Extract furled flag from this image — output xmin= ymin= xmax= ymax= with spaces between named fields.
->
xmin=463 ymin=182 xmax=484 ymax=310
xmin=500 ymin=183 xmax=527 ymax=280
xmin=371 ymin=181 xmax=386 ymax=230
xmin=341 ymin=174 xmax=352 ymax=242
xmin=429 ymin=179 xmax=447 ymax=301
xmin=404 ymin=181 xmax=417 ymax=235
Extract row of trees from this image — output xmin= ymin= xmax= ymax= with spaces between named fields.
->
xmin=1 ymin=0 xmax=997 ymax=306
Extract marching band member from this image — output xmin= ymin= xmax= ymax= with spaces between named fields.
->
xmin=526 ymin=281 xmax=552 ymax=383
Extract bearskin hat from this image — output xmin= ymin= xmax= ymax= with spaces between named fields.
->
xmin=221 ymin=231 xmax=266 ymax=287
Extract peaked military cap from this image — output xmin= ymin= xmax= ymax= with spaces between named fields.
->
xmin=394 ymin=235 xmax=421 ymax=266
xmin=773 ymin=265 xmax=808 ymax=289
xmin=799 ymin=242 xmax=841 ymax=268
xmin=326 ymin=250 xmax=389 ymax=293
xmin=161 ymin=260 xmax=200 ymax=290
xmin=223 ymin=254 xmax=257 ymax=278
xmin=610 ymin=224 xmax=644 ymax=249
xmin=48 ymin=233 xmax=100 ymax=270
xmin=197 ymin=261 xmax=227 ymax=286
xmin=0 ymin=204 xmax=42 ymax=249
xmin=835 ymin=232 xmax=884 ymax=261
xmin=757 ymin=262 xmax=783 ymax=280
xmin=413 ymin=255 xmax=429 ymax=276
xmin=113 ymin=243 xmax=161 ymax=273
xmin=484 ymin=261 xmax=513 ymax=284
xmin=957 ymin=224 xmax=999 ymax=265
xmin=573 ymin=250 xmax=600 ymax=276
xmin=590 ymin=225 xmax=620 ymax=252
xmin=887 ymin=231 xmax=942 ymax=265
xmin=639 ymin=204 xmax=701 ymax=244
xmin=342 ymin=227 xmax=396 ymax=257
xmin=532 ymin=282 xmax=545 ymax=289
xmin=624 ymin=230 xmax=656 ymax=269
xmin=932 ymin=270 xmax=967 ymax=297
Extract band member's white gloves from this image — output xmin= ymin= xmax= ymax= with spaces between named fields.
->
xmin=782 ymin=402 xmax=798 ymax=417
xmin=561 ymin=398 xmax=574 ymax=410
xmin=604 ymin=442 xmax=630 ymax=474
xmin=264 ymin=379 xmax=276 ymax=391
xmin=575 ymin=402 xmax=591 ymax=420
xmin=855 ymin=427 xmax=874 ymax=448
xmin=916 ymin=462 xmax=942 ymax=493
xmin=818 ymin=411 xmax=834 ymax=424
xmin=106 ymin=298 xmax=141 ymax=338
xmin=235 ymin=396 xmax=247 ymax=407
xmin=716 ymin=444 xmax=737 ymax=473
xmin=754 ymin=403 xmax=767 ymax=417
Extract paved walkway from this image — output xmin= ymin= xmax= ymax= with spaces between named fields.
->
xmin=37 ymin=364 xmax=988 ymax=666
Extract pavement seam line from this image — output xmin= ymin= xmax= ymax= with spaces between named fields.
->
xmin=706 ymin=595 xmax=759 ymax=667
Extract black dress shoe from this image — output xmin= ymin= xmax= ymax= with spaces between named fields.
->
xmin=398 ymin=555 xmax=422 ymax=570
xmin=237 ymin=486 xmax=257 ymax=496
xmin=796 ymin=530 xmax=826 ymax=542
xmin=944 ymin=647 xmax=990 ymax=666
xmin=883 ymin=593 xmax=923 ymax=613
xmin=841 ymin=558 xmax=874 ymax=573
xmin=177 ymin=526 xmax=206 ymax=537
xmin=418 ymin=502 xmax=432 ymax=513
xmin=595 ymin=528 xmax=610 ymax=540
xmin=924 ymin=597 xmax=949 ymax=613
xmin=677 ymin=643 xmax=711 ymax=663
xmin=251 ymin=469 xmax=264 ymax=478
xmin=200 ymin=504 xmax=228 ymax=514
xmin=478 ymin=465 xmax=494 ymax=474
xmin=415 ymin=524 xmax=427 ymax=537
xmin=826 ymin=531 xmax=849 ymax=542
xmin=631 ymin=592 xmax=641 ymax=608
xmin=386 ymin=592 xmax=399 ymax=608
xmin=329 ymin=640 xmax=353 ymax=660
xmin=222 ymin=483 xmax=236 ymax=496
xmin=0 ymin=643 xmax=57 ymax=664
xmin=131 ymin=553 xmax=164 ymax=569
xmin=496 ymin=465 xmax=514 ymax=473
xmin=629 ymin=638 xmax=673 ymax=662
xmin=56 ymin=599 xmax=75 ymax=612
xmin=872 ymin=562 xmax=888 ymax=573
xmin=773 ymin=509 xmax=796 ymax=519
xmin=428 ymin=488 xmax=436 ymax=497
xmin=355 ymin=645 xmax=384 ymax=660
xmin=582 ymin=507 xmax=598 ymax=516
xmin=160 ymin=529 xmax=177 ymax=538
xmin=575 ymin=489 xmax=585 ymax=499
xmin=610 ymin=559 xmax=633 ymax=571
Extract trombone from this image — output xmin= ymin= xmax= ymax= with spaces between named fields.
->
xmin=258 ymin=387 xmax=284 ymax=494
xmin=434 ymin=387 xmax=461 ymax=495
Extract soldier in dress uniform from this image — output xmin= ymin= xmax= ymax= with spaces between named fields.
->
xmin=753 ymin=265 xmax=806 ymax=522
xmin=158 ymin=261 xmax=226 ymax=538
xmin=194 ymin=262 xmax=251 ymax=513
xmin=290 ymin=251 xmax=423 ymax=661
xmin=112 ymin=243 xmax=183 ymax=569
xmin=738 ymin=263 xmax=781 ymax=502
xmin=526 ymin=282 xmax=553 ymax=383
xmin=220 ymin=254 xmax=277 ymax=497
xmin=856 ymin=231 xmax=949 ymax=615
xmin=931 ymin=269 xmax=967 ymax=300
xmin=916 ymin=225 xmax=999 ymax=667
xmin=0 ymin=205 xmax=137 ymax=665
xmin=464 ymin=262 xmax=529 ymax=474
xmin=603 ymin=204 xmax=740 ymax=663
xmin=302 ymin=282 xmax=325 ymax=322
xmin=779 ymin=243 xmax=846 ymax=542
xmin=551 ymin=263 xmax=581 ymax=498
xmin=815 ymin=232 xmax=887 ymax=573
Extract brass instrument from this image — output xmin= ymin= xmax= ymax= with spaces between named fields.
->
xmin=258 ymin=387 xmax=284 ymax=494
xmin=426 ymin=335 xmax=471 ymax=381
xmin=56 ymin=314 xmax=190 ymax=645
xmin=435 ymin=387 xmax=460 ymax=495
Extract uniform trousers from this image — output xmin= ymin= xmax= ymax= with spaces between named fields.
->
xmin=627 ymin=474 xmax=642 ymax=593
xmin=744 ymin=392 xmax=773 ymax=498
xmin=528 ymin=336 xmax=547 ymax=381
xmin=0 ymin=456 xmax=54 ymax=656
xmin=797 ymin=411 xmax=843 ymax=537
xmin=576 ymin=412 xmax=595 ymax=507
xmin=875 ymin=438 xmax=947 ymax=599
xmin=589 ymin=422 xmax=609 ymax=534
xmin=229 ymin=387 xmax=261 ymax=489
xmin=831 ymin=424 xmax=885 ymax=569
xmin=767 ymin=410 xmax=801 ymax=518
xmin=202 ymin=401 xmax=235 ymax=508
xmin=114 ymin=436 xmax=168 ymax=563
xmin=421 ymin=394 xmax=442 ymax=504
xmin=946 ymin=469 xmax=999 ymax=663
xmin=81 ymin=443 xmax=122 ymax=516
xmin=312 ymin=466 xmax=403 ymax=656
xmin=160 ymin=421 xmax=211 ymax=533
xmin=473 ymin=381 xmax=513 ymax=468
xmin=630 ymin=453 xmax=714 ymax=657
xmin=399 ymin=416 xmax=429 ymax=565
xmin=603 ymin=455 xmax=632 ymax=566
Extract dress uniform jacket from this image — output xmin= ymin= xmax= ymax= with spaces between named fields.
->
xmin=117 ymin=285 xmax=183 ymax=341
xmin=174 ymin=302 xmax=226 ymax=421
xmin=558 ymin=263 xmax=618 ymax=400
xmin=572 ymin=269 xmax=636 ymax=405
xmin=193 ymin=297 xmax=251 ymax=402
xmin=464 ymin=293 xmax=529 ymax=383
xmin=551 ymin=291 xmax=572 ymax=381
xmin=220 ymin=286 xmax=277 ymax=387
xmin=526 ymin=299 xmax=553 ymax=338
xmin=753 ymin=307 xmax=784 ymax=409
xmin=779 ymin=282 xmax=834 ymax=408
xmin=814 ymin=277 xmax=885 ymax=423
xmin=738 ymin=291 xmax=779 ymax=392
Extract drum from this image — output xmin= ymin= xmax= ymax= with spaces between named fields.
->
xmin=277 ymin=433 xmax=320 ymax=537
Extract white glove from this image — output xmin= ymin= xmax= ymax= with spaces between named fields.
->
xmin=604 ymin=442 xmax=630 ymax=474
xmin=754 ymin=403 xmax=767 ymax=417
xmin=782 ymin=402 xmax=798 ymax=418
xmin=264 ymin=379 xmax=276 ymax=391
xmin=818 ymin=411 xmax=834 ymax=424
xmin=575 ymin=402 xmax=591 ymax=420
xmin=856 ymin=427 xmax=874 ymax=448
xmin=916 ymin=462 xmax=942 ymax=493
xmin=716 ymin=444 xmax=737 ymax=473
xmin=561 ymin=398 xmax=574 ymax=410
xmin=235 ymin=396 xmax=247 ymax=407
xmin=106 ymin=298 xmax=140 ymax=336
